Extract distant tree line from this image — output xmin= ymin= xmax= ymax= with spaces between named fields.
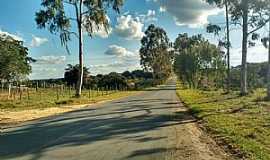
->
xmin=25 ymin=64 xmax=154 ymax=91
xmin=64 ymin=64 xmax=153 ymax=90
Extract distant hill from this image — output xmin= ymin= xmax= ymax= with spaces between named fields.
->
xmin=231 ymin=62 xmax=268 ymax=89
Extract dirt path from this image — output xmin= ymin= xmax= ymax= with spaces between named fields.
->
xmin=0 ymin=79 xmax=231 ymax=160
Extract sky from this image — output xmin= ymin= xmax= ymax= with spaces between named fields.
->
xmin=0 ymin=0 xmax=269 ymax=80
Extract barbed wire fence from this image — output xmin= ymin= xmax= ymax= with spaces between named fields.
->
xmin=0 ymin=81 xmax=129 ymax=104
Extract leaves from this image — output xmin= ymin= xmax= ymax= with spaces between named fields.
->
xmin=35 ymin=0 xmax=124 ymax=45
xmin=207 ymin=24 xmax=222 ymax=36
xmin=64 ymin=64 xmax=90 ymax=86
xmin=139 ymin=24 xmax=172 ymax=79
xmin=0 ymin=36 xmax=32 ymax=81
xmin=174 ymin=33 xmax=226 ymax=89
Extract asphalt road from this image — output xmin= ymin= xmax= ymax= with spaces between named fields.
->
xmin=0 ymin=79 xmax=229 ymax=160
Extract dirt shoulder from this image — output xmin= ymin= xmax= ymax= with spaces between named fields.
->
xmin=169 ymin=103 xmax=232 ymax=160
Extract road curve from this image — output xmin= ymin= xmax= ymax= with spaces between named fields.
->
xmin=0 ymin=79 xmax=230 ymax=160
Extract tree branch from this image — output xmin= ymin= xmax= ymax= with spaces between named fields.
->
xmin=69 ymin=31 xmax=79 ymax=39
xmin=248 ymin=18 xmax=270 ymax=35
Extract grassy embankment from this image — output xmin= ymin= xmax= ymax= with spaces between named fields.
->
xmin=176 ymin=82 xmax=270 ymax=160
xmin=0 ymin=88 xmax=138 ymax=112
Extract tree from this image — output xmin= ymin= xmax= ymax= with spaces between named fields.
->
xmin=122 ymin=71 xmax=133 ymax=79
xmin=139 ymin=24 xmax=172 ymax=80
xmin=229 ymin=0 xmax=269 ymax=95
xmin=35 ymin=0 xmax=123 ymax=97
xmin=0 ymin=34 xmax=33 ymax=82
xmin=131 ymin=70 xmax=153 ymax=79
xmin=174 ymin=34 xmax=226 ymax=89
xmin=64 ymin=64 xmax=90 ymax=86
xmin=98 ymin=72 xmax=127 ymax=90
xmin=206 ymin=0 xmax=232 ymax=92
xmin=261 ymin=3 xmax=270 ymax=99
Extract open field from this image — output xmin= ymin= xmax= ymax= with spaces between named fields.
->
xmin=176 ymin=83 xmax=270 ymax=160
xmin=0 ymin=88 xmax=137 ymax=111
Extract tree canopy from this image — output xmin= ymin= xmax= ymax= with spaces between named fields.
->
xmin=64 ymin=64 xmax=90 ymax=86
xmin=0 ymin=35 xmax=33 ymax=82
xmin=139 ymin=24 xmax=173 ymax=80
xmin=174 ymin=34 xmax=226 ymax=89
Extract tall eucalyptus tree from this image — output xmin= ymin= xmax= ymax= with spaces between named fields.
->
xmin=35 ymin=0 xmax=124 ymax=97
xmin=261 ymin=0 xmax=270 ymax=100
xmin=229 ymin=0 xmax=269 ymax=95
xmin=206 ymin=0 xmax=232 ymax=92
xmin=140 ymin=24 xmax=172 ymax=80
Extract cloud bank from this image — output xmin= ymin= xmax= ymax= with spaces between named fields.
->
xmin=150 ymin=0 xmax=221 ymax=28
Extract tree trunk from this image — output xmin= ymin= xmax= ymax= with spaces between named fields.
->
xmin=267 ymin=18 xmax=270 ymax=99
xmin=241 ymin=2 xmax=248 ymax=96
xmin=75 ymin=0 xmax=84 ymax=97
xmin=225 ymin=0 xmax=231 ymax=92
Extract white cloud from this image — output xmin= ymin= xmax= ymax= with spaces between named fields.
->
xmin=115 ymin=15 xmax=144 ymax=40
xmin=30 ymin=56 xmax=67 ymax=79
xmin=0 ymin=29 xmax=23 ymax=41
xmin=231 ymin=44 xmax=268 ymax=66
xmin=153 ymin=0 xmax=221 ymax=28
xmin=104 ymin=45 xmax=137 ymax=57
xmin=88 ymin=45 xmax=140 ymax=74
xmin=139 ymin=10 xmax=158 ymax=23
xmin=89 ymin=59 xmax=141 ymax=75
xmin=30 ymin=66 xmax=63 ymax=80
xmin=35 ymin=55 xmax=66 ymax=64
xmin=30 ymin=35 xmax=48 ymax=47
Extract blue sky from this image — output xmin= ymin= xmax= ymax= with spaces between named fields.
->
xmin=0 ymin=0 xmax=269 ymax=80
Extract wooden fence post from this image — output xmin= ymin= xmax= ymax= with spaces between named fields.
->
xmin=8 ymin=84 xmax=11 ymax=100
xmin=36 ymin=81 xmax=38 ymax=92
xmin=19 ymin=89 xmax=22 ymax=100
xmin=69 ymin=86 xmax=71 ymax=97
xmin=27 ymin=88 xmax=30 ymax=100
xmin=56 ymin=88 xmax=59 ymax=100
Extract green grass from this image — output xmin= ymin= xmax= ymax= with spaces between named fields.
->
xmin=0 ymin=88 xmax=139 ymax=112
xmin=176 ymin=83 xmax=270 ymax=160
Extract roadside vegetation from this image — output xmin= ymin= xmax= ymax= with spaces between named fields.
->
xmin=172 ymin=1 xmax=270 ymax=156
xmin=177 ymin=84 xmax=270 ymax=160
xmin=0 ymin=66 xmax=155 ymax=112
xmin=0 ymin=88 xmax=137 ymax=112
xmin=173 ymin=33 xmax=270 ymax=160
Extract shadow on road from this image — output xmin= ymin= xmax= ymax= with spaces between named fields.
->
xmin=0 ymin=83 xmax=194 ymax=160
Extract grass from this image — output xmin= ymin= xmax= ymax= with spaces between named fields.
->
xmin=0 ymin=88 xmax=139 ymax=112
xmin=176 ymin=83 xmax=270 ymax=160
